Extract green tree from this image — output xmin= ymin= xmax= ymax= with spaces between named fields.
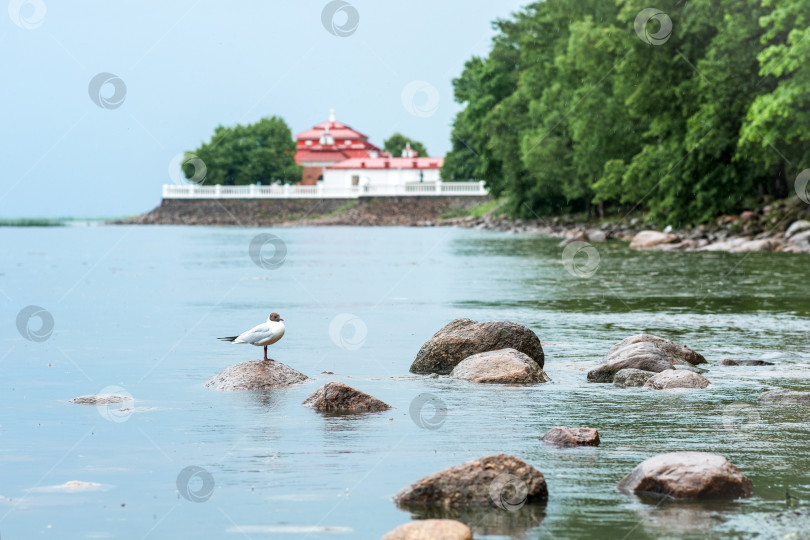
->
xmin=738 ymin=0 xmax=810 ymax=196
xmin=383 ymin=133 xmax=429 ymax=158
xmin=184 ymin=116 xmax=301 ymax=185
xmin=443 ymin=0 xmax=804 ymax=225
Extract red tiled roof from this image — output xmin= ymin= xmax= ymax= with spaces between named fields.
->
xmin=295 ymin=121 xmax=370 ymax=141
xmin=327 ymin=157 xmax=443 ymax=170
xmin=296 ymin=150 xmax=350 ymax=163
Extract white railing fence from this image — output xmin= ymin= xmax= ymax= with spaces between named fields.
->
xmin=162 ymin=181 xmax=488 ymax=199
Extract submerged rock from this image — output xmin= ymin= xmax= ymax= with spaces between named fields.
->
xmin=644 ymin=370 xmax=710 ymax=390
xmin=629 ymin=231 xmax=679 ymax=249
xmin=758 ymin=389 xmax=810 ymax=404
xmin=589 ymin=334 xmax=706 ymax=383
xmin=541 ymin=426 xmax=600 ymax=447
xmin=70 ymin=394 xmax=133 ymax=405
xmin=381 ymin=519 xmax=473 ymax=540
xmin=613 ymin=368 xmax=657 ymax=388
xmin=302 ymin=381 xmax=391 ymax=413
xmin=204 ymin=360 xmax=308 ymax=391
xmin=617 ymin=452 xmax=753 ymax=499
xmin=394 ymin=454 xmax=548 ymax=508
xmin=410 ymin=319 xmax=544 ymax=375
xmin=720 ymin=358 xmax=774 ymax=366
xmin=449 ymin=348 xmax=550 ymax=384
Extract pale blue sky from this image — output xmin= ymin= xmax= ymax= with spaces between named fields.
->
xmin=1 ymin=0 xmax=527 ymax=218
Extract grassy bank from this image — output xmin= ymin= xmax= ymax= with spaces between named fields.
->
xmin=0 ymin=218 xmax=65 ymax=227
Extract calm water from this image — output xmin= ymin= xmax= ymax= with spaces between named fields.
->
xmin=1 ymin=225 xmax=809 ymax=539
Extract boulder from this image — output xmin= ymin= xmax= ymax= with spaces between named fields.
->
xmin=590 ymin=334 xmax=708 ymax=383
xmin=614 ymin=368 xmax=656 ymax=388
xmin=541 ymin=426 xmax=600 ymax=447
xmin=616 ymin=452 xmax=753 ymax=499
xmin=410 ymin=319 xmax=544 ymax=375
xmin=758 ymin=389 xmax=810 ymax=404
xmin=785 ymin=220 xmax=810 ymax=239
xmin=786 ymin=230 xmax=810 ymax=252
xmin=394 ymin=454 xmax=548 ymax=508
xmin=587 ymin=229 xmax=607 ymax=242
xmin=302 ymin=382 xmax=391 ymax=413
xmin=629 ymin=231 xmax=679 ymax=249
xmin=643 ymin=370 xmax=710 ymax=390
xmin=588 ymin=357 xmax=673 ymax=383
xmin=204 ymin=360 xmax=308 ymax=391
xmin=720 ymin=358 xmax=774 ymax=366
xmin=381 ymin=520 xmax=473 ymax=540
xmin=449 ymin=348 xmax=550 ymax=384
xmin=730 ymin=239 xmax=775 ymax=253
xmin=606 ymin=334 xmax=706 ymax=366
xmin=69 ymin=394 xmax=133 ymax=405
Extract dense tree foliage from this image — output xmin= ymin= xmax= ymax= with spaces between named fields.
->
xmin=184 ymin=116 xmax=301 ymax=185
xmin=442 ymin=0 xmax=810 ymax=226
xmin=383 ymin=133 xmax=429 ymax=158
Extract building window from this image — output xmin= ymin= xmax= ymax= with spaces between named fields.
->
xmin=351 ymin=175 xmax=360 ymax=186
xmin=305 ymin=140 xmax=312 ymax=146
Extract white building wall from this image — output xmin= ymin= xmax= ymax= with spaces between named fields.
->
xmin=322 ymin=167 xmax=441 ymax=188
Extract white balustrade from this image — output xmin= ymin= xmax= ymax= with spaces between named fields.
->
xmin=162 ymin=181 xmax=488 ymax=199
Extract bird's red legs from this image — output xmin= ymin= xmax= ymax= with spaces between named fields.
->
xmin=263 ymin=346 xmax=274 ymax=362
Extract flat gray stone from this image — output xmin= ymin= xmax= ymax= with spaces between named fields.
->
xmin=614 ymin=368 xmax=656 ymax=388
xmin=644 ymin=370 xmax=710 ymax=390
xmin=205 ymin=360 xmax=308 ymax=391
xmin=450 ymin=348 xmax=550 ymax=384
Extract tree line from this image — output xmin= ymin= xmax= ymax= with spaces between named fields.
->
xmin=440 ymin=0 xmax=810 ymax=226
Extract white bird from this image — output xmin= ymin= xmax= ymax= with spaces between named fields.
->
xmin=219 ymin=313 xmax=285 ymax=361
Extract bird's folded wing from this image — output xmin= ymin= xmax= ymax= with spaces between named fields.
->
xmin=235 ymin=324 xmax=271 ymax=344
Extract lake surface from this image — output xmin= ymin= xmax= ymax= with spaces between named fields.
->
xmin=1 ymin=224 xmax=809 ymax=539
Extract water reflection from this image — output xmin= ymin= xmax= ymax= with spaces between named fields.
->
xmin=630 ymin=497 xmax=744 ymax=538
xmin=397 ymin=503 xmax=545 ymax=538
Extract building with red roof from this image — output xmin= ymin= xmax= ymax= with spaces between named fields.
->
xmin=295 ymin=110 xmax=444 ymax=189
xmin=295 ymin=109 xmax=386 ymax=185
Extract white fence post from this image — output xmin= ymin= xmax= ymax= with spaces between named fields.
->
xmin=436 ymin=180 xmax=443 ymax=194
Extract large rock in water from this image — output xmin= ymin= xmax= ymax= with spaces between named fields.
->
xmin=643 ymin=370 xmax=710 ymax=390
xmin=410 ymin=319 xmax=544 ymax=375
xmin=394 ymin=454 xmax=548 ymax=508
xmin=302 ymin=381 xmax=391 ymax=412
xmin=758 ymin=389 xmax=810 ymax=404
xmin=204 ymin=360 xmax=308 ymax=391
xmin=617 ymin=452 xmax=753 ymax=499
xmin=381 ymin=520 xmax=473 ymax=540
xmin=588 ymin=334 xmax=706 ymax=383
xmin=449 ymin=348 xmax=550 ymax=384
xmin=607 ymin=334 xmax=707 ymax=366
xmin=541 ymin=426 xmax=600 ymax=447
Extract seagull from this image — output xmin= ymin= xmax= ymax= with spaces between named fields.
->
xmin=218 ymin=313 xmax=285 ymax=361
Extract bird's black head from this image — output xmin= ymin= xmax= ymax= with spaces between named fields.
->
xmin=268 ymin=313 xmax=283 ymax=322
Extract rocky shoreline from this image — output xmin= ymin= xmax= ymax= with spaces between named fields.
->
xmin=440 ymin=196 xmax=810 ymax=254
xmin=119 ymin=195 xmax=810 ymax=254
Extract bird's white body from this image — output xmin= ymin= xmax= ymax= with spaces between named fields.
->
xmin=233 ymin=319 xmax=285 ymax=347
